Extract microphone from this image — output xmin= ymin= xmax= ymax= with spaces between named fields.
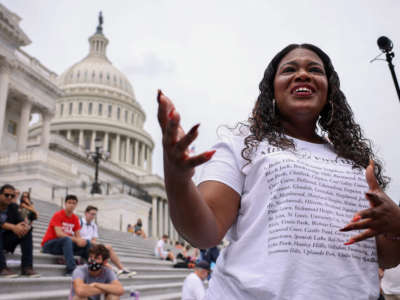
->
xmin=377 ymin=36 xmax=393 ymax=53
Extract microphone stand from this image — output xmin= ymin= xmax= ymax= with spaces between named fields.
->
xmin=383 ymin=50 xmax=400 ymax=102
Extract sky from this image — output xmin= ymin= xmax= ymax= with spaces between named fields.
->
xmin=3 ymin=0 xmax=400 ymax=200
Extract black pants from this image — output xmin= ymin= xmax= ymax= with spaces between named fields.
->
xmin=0 ymin=228 xmax=33 ymax=269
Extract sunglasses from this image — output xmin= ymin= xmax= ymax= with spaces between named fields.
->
xmin=3 ymin=193 xmax=15 ymax=199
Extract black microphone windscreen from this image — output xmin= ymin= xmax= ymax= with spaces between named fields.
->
xmin=377 ymin=36 xmax=393 ymax=52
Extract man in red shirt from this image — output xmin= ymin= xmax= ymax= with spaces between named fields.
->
xmin=42 ymin=195 xmax=90 ymax=276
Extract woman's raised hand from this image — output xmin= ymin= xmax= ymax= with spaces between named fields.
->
xmin=157 ymin=90 xmax=215 ymax=181
xmin=340 ymin=160 xmax=400 ymax=244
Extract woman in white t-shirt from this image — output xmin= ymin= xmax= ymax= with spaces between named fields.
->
xmin=157 ymin=44 xmax=400 ymax=299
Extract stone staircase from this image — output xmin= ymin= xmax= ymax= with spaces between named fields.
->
xmin=0 ymin=199 xmax=190 ymax=299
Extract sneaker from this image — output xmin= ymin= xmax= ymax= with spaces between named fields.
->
xmin=117 ymin=269 xmax=137 ymax=278
xmin=21 ymin=267 xmax=40 ymax=278
xmin=0 ymin=267 xmax=19 ymax=278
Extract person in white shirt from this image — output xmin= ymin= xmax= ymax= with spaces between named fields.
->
xmin=154 ymin=234 xmax=175 ymax=261
xmin=182 ymin=260 xmax=210 ymax=300
xmin=80 ymin=205 xmax=136 ymax=278
xmin=157 ymin=43 xmax=400 ymax=300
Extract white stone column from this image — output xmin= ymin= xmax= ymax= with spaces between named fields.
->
xmin=125 ymin=137 xmax=130 ymax=163
xmin=90 ymin=131 xmax=96 ymax=151
xmin=41 ymin=112 xmax=51 ymax=149
xmin=139 ymin=142 xmax=144 ymax=168
xmin=144 ymin=146 xmax=148 ymax=169
xmin=152 ymin=196 xmax=158 ymax=238
xmin=157 ymin=198 xmax=163 ymax=237
xmin=17 ymin=99 xmax=32 ymax=152
xmin=163 ymin=200 xmax=169 ymax=236
xmin=134 ymin=139 xmax=139 ymax=167
xmin=111 ymin=135 xmax=117 ymax=161
xmin=169 ymin=219 xmax=173 ymax=241
xmin=147 ymin=147 xmax=152 ymax=172
xmin=0 ymin=61 xmax=10 ymax=146
xmin=173 ymin=227 xmax=178 ymax=242
xmin=66 ymin=130 xmax=72 ymax=141
xmin=79 ymin=130 xmax=84 ymax=147
xmin=115 ymin=134 xmax=120 ymax=162
xmin=104 ymin=132 xmax=109 ymax=152
xmin=131 ymin=142 xmax=135 ymax=165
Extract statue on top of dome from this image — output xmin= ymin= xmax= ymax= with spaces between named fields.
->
xmin=96 ymin=11 xmax=103 ymax=34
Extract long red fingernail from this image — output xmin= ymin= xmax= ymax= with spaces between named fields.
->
xmin=204 ymin=150 xmax=216 ymax=160
xmin=344 ymin=239 xmax=355 ymax=245
xmin=168 ymin=108 xmax=175 ymax=120
xmin=157 ymin=89 xmax=162 ymax=103
xmin=189 ymin=123 xmax=200 ymax=135
xmin=352 ymin=215 xmax=361 ymax=222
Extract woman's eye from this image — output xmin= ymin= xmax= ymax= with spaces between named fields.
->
xmin=309 ymin=67 xmax=324 ymax=74
xmin=282 ymin=67 xmax=295 ymax=73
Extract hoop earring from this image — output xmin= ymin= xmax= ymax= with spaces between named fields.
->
xmin=272 ymin=98 xmax=276 ymax=117
xmin=326 ymin=101 xmax=334 ymax=126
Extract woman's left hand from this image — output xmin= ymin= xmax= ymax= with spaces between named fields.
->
xmin=340 ymin=160 xmax=400 ymax=245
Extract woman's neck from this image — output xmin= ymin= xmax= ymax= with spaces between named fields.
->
xmin=281 ymin=119 xmax=324 ymax=144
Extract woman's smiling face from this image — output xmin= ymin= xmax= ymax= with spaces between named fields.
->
xmin=273 ymin=48 xmax=328 ymax=122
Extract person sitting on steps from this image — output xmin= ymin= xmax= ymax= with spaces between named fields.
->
xmin=41 ymin=194 xmax=90 ymax=276
xmin=0 ymin=184 xmax=39 ymax=278
xmin=79 ymin=205 xmax=136 ymax=278
xmin=154 ymin=234 xmax=175 ymax=262
xmin=70 ymin=244 xmax=124 ymax=300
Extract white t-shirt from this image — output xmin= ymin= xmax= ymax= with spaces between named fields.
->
xmin=182 ymin=273 xmax=206 ymax=300
xmin=154 ymin=239 xmax=167 ymax=258
xmin=382 ymin=265 xmax=400 ymax=295
xmin=79 ymin=217 xmax=99 ymax=240
xmin=197 ymin=131 xmax=379 ymax=300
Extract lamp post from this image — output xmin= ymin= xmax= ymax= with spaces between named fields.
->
xmin=87 ymin=138 xmax=109 ymax=194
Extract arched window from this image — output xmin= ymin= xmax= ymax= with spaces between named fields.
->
xmin=78 ymin=102 xmax=83 ymax=114
xmin=99 ymin=103 xmax=103 ymax=116
xmin=108 ymin=105 xmax=112 ymax=118
xmin=88 ymin=103 xmax=93 ymax=115
xmin=117 ymin=107 xmax=120 ymax=120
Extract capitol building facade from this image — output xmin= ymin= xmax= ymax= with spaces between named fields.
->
xmin=0 ymin=4 xmax=177 ymax=241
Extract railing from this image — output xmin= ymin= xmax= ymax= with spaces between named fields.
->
xmin=0 ymin=147 xmax=77 ymax=175
xmin=51 ymin=180 xmax=152 ymax=204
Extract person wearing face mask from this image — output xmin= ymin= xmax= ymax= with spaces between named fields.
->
xmin=70 ymin=244 xmax=124 ymax=300
xmin=157 ymin=43 xmax=400 ymax=299
xmin=79 ymin=205 xmax=136 ymax=278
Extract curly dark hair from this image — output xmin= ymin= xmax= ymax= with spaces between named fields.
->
xmin=89 ymin=244 xmax=110 ymax=261
xmin=242 ymin=43 xmax=389 ymax=189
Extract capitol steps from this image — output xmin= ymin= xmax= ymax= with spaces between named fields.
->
xmin=0 ymin=199 xmax=188 ymax=300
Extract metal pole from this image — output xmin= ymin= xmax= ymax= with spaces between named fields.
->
xmin=385 ymin=52 xmax=400 ymax=102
